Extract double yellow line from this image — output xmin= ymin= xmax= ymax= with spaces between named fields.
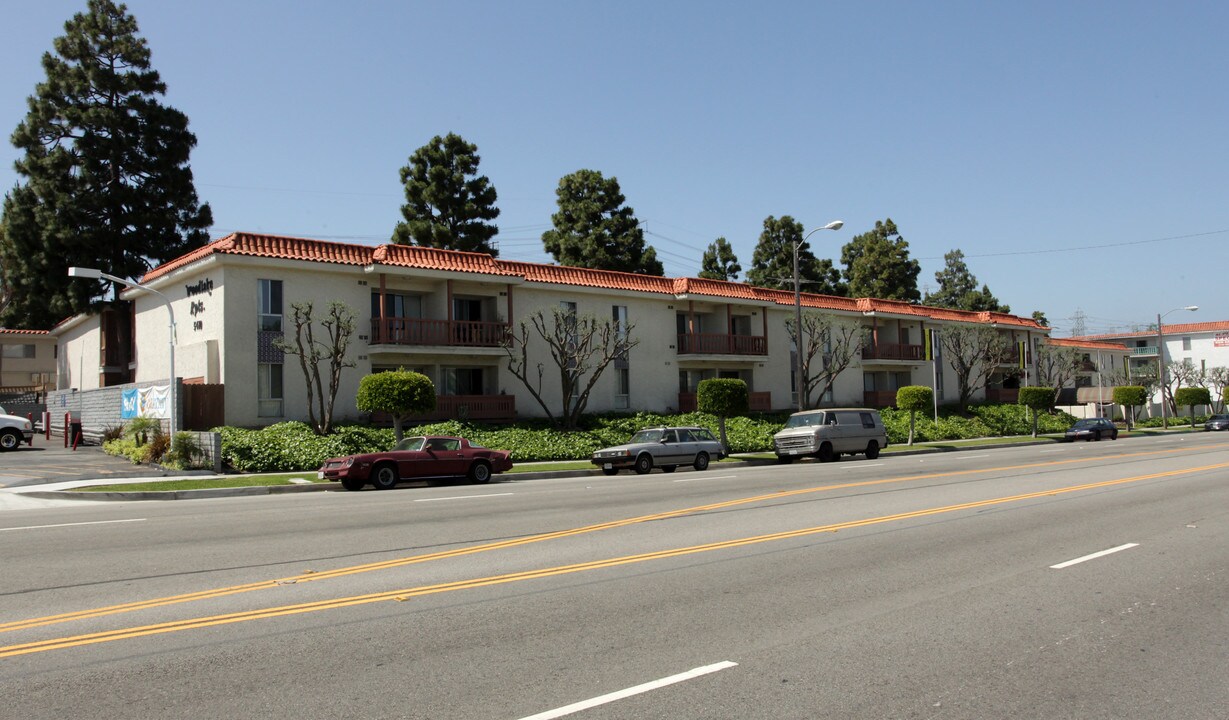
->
xmin=2 ymin=446 xmax=1225 ymax=659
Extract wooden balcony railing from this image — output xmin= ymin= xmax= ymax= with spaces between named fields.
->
xmin=676 ymin=333 xmax=767 ymax=355
xmin=402 ymin=394 xmax=516 ymax=422
xmin=861 ymin=343 xmax=924 ymax=361
xmin=370 ymin=318 xmax=508 ymax=348
xmin=677 ymin=391 xmax=772 ymax=413
xmin=863 ymin=390 xmax=897 ymax=408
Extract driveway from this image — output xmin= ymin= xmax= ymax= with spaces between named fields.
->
xmin=0 ymin=432 xmax=167 ymax=489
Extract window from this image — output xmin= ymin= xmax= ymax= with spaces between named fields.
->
xmin=612 ymin=305 xmax=628 ymax=342
xmin=444 ymin=368 xmax=484 ymax=395
xmin=371 ymin=292 xmax=422 ymax=319
xmin=860 ymin=412 xmax=876 ymax=429
xmin=258 ymin=280 xmax=283 ymax=332
xmin=615 ymin=367 xmax=630 ymax=409
xmin=560 ymin=301 xmax=578 ymax=349
xmin=257 ymin=363 xmax=283 ymax=417
xmin=1182 ymin=337 xmax=1192 ymax=351
xmin=1 ymin=344 xmax=35 ymax=359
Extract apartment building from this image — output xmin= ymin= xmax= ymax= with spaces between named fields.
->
xmin=53 ymin=232 xmax=1053 ymax=429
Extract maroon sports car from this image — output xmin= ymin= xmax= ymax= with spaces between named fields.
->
xmin=318 ymin=435 xmax=513 ymax=491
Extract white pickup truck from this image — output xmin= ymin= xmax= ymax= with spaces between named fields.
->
xmin=0 ymin=406 xmax=34 ymax=451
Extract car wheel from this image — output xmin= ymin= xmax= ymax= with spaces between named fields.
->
xmin=340 ymin=477 xmax=365 ymax=492
xmin=468 ymin=461 xmax=492 ymax=484
xmin=865 ymin=440 xmax=880 ymax=460
xmin=693 ymin=452 xmax=710 ymax=471
xmin=1093 ymin=430 xmax=1102 ymax=441
xmin=776 ymin=455 xmax=794 ymax=464
xmin=633 ymin=454 xmax=653 ymax=475
xmin=0 ymin=430 xmax=20 ymax=451
xmin=661 ymin=465 xmax=677 ymax=473
xmin=1111 ymin=430 xmax=1119 ymax=440
xmin=371 ymin=463 xmax=399 ymax=490
xmin=816 ymin=443 xmax=835 ymax=463
xmin=601 ymin=467 xmax=618 ymax=476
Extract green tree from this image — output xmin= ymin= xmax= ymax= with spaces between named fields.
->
xmin=0 ymin=0 xmax=211 ymax=329
xmin=1031 ymin=310 xmax=1050 ymax=327
xmin=356 ymin=370 xmax=436 ymax=442
xmin=746 ymin=216 xmax=845 ymax=294
xmin=541 ymin=170 xmax=662 ymax=274
xmin=697 ymin=378 xmax=749 ymax=450
xmin=1112 ymin=385 xmax=1148 ymax=428
xmin=698 ymin=237 xmax=741 ymax=281
xmin=1017 ymin=386 xmax=1055 ymax=438
xmin=1174 ymin=386 xmax=1211 ymax=429
xmin=896 ymin=385 xmax=933 ymax=445
xmin=272 ymin=301 xmax=357 ymax=436
xmin=391 ymin=132 xmax=500 ymax=255
xmin=840 ymin=219 xmax=920 ymax=301
xmin=923 ymin=250 xmax=1010 ymax=313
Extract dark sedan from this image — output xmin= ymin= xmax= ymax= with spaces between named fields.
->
xmin=318 ymin=435 xmax=513 ymax=490
xmin=1205 ymin=414 xmax=1229 ymax=431
xmin=1063 ymin=417 xmax=1119 ymax=442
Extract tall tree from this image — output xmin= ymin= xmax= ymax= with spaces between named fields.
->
xmin=272 ymin=301 xmax=357 ymax=436
xmin=923 ymin=249 xmax=1010 ymax=313
xmin=698 ymin=237 xmax=741 ymax=281
xmin=746 ymin=216 xmax=845 ymax=295
xmin=938 ymin=325 xmax=1017 ymax=408
xmin=391 ymin=132 xmax=500 ymax=255
xmin=840 ymin=218 xmax=920 ymax=301
xmin=0 ymin=0 xmax=211 ymax=329
xmin=541 ymin=170 xmax=662 ymax=274
xmin=785 ymin=311 xmax=866 ymax=409
xmin=1033 ymin=342 xmax=1082 ymax=406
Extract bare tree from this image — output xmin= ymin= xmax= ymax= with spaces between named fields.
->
xmin=503 ymin=306 xmax=638 ymax=429
xmin=785 ymin=311 xmax=866 ymax=409
xmin=1033 ymin=343 xmax=1082 ymax=407
xmin=273 ymin=301 xmax=357 ymax=435
xmin=1199 ymin=366 xmax=1229 ymax=413
xmin=939 ymin=325 xmax=1016 ymax=408
xmin=1164 ymin=360 xmax=1201 ymax=414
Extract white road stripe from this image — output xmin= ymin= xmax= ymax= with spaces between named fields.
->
xmin=414 ymin=493 xmax=513 ymax=502
xmin=953 ymin=455 xmax=989 ymax=460
xmin=517 ymin=661 xmax=738 ymax=720
xmin=672 ymin=474 xmax=736 ymax=483
xmin=0 ymin=518 xmax=146 ymax=532
xmin=845 ymin=463 xmax=884 ymax=468
xmin=1040 ymin=448 xmax=1066 ymax=453
xmin=1050 ymin=543 xmax=1139 ymax=569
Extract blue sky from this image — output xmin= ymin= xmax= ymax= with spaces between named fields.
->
xmin=2 ymin=1 xmax=1225 ymax=336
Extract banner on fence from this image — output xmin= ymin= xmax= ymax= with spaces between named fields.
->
xmin=120 ymin=386 xmax=170 ymax=419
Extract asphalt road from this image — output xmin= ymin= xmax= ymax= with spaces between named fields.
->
xmin=2 ymin=432 xmax=1227 ymax=719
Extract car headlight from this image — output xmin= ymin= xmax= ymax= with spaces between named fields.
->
xmin=344 ymin=457 xmax=355 ymax=466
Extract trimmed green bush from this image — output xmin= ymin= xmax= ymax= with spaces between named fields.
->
xmin=697 ymin=378 xmax=749 ymax=449
xmin=355 ymin=370 xmax=435 ymax=440
xmin=895 ymin=386 xmax=933 ymax=445
xmin=1174 ymin=387 xmax=1212 ymax=428
xmin=1017 ymin=386 xmax=1055 ymax=437
xmin=1112 ymin=386 xmax=1148 ymax=427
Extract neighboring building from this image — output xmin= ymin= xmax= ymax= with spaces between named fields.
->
xmin=1074 ymin=321 xmax=1229 ymax=415
xmin=0 ymin=328 xmax=57 ymax=396
xmin=52 ymin=232 xmax=1054 ymax=430
xmin=1043 ymin=337 xmax=1131 ymax=418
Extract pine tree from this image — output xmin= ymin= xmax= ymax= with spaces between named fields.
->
xmin=391 ymin=132 xmax=500 ymax=255
xmin=541 ymin=170 xmax=663 ymax=275
xmin=0 ymin=0 xmax=211 ymax=329
xmin=698 ymin=237 xmax=741 ymax=281
xmin=840 ymin=218 xmax=920 ymax=301
xmin=923 ymin=249 xmax=1009 ymax=313
xmin=745 ymin=216 xmax=845 ymax=295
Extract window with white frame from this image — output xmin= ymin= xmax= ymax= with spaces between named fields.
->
xmin=615 ymin=367 xmax=630 ymax=409
xmin=258 ymin=279 xmax=283 ymax=332
xmin=257 ymin=363 xmax=284 ymax=417
xmin=612 ymin=305 xmax=628 ymax=343
xmin=0 ymin=344 xmax=35 ymax=359
xmin=1182 ymin=336 xmax=1192 ymax=351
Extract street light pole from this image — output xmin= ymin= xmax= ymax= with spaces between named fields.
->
xmin=1156 ymin=304 xmax=1198 ymax=429
xmin=794 ymin=220 xmax=844 ymax=412
xmin=68 ymin=267 xmax=177 ymax=439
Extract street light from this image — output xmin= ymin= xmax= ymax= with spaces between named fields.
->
xmin=794 ymin=220 xmax=844 ymax=411
xmin=68 ymin=266 xmax=177 ymax=439
xmin=1156 ymin=304 xmax=1198 ymax=429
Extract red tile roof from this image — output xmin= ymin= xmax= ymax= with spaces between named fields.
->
xmin=140 ymin=232 xmax=1046 ymax=330
xmin=1075 ymin=320 xmax=1229 ymax=340
xmin=0 ymin=328 xmax=51 ymax=335
xmin=1046 ymin=337 xmax=1130 ymax=351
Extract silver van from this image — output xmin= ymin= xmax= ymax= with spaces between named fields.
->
xmin=773 ymin=408 xmax=888 ymax=463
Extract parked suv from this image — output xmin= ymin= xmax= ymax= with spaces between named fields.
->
xmin=774 ymin=408 xmax=887 ymax=463
xmin=592 ymin=426 xmax=725 ymax=475
xmin=0 ymin=406 xmax=34 ymax=451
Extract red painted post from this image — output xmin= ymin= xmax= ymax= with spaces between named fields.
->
xmin=26 ymin=413 xmax=34 ymax=445
xmin=64 ymin=412 xmax=70 ymax=448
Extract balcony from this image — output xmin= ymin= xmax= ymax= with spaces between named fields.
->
xmin=985 ymin=388 xmax=1019 ymax=403
xmin=403 ymin=394 xmax=516 ymax=422
xmin=676 ymin=333 xmax=767 ymax=355
xmin=677 ymin=391 xmax=772 ymax=413
xmin=1131 ymin=346 xmax=1158 ymax=356
xmin=861 ymin=343 xmax=924 ymax=361
xmin=863 ymin=390 xmax=897 ymax=408
xmin=371 ymin=318 xmax=508 ymax=348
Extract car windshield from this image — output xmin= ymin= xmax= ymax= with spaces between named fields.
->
xmin=783 ymin=413 xmax=824 ymax=429
xmin=1212 ymin=415 xmax=1229 ymax=421
xmin=629 ymin=429 xmax=665 ymax=444
xmin=1071 ymin=420 xmax=1099 ymax=428
xmin=394 ymin=436 xmax=427 ymax=451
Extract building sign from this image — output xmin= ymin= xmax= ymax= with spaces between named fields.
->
xmin=1215 ymin=332 xmax=1229 ymax=348
xmin=186 ymin=277 xmax=214 ymax=332
xmin=121 ymin=386 xmax=170 ymax=419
